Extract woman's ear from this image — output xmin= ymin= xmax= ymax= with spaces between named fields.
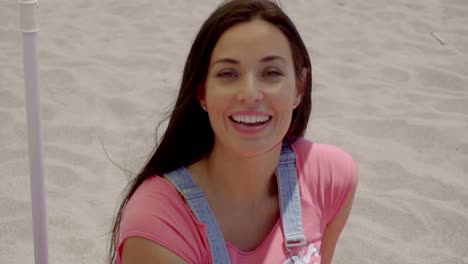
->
xmin=293 ymin=93 xmax=302 ymax=109
xmin=200 ymin=100 xmax=207 ymax=111
xmin=296 ymin=67 xmax=308 ymax=91
xmin=294 ymin=67 xmax=308 ymax=108
xmin=197 ymin=86 xmax=207 ymax=111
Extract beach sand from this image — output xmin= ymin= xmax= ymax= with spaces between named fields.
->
xmin=1 ymin=0 xmax=467 ymax=263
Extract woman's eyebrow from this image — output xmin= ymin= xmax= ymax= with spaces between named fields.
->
xmin=211 ymin=55 xmax=286 ymax=67
xmin=260 ymin=55 xmax=286 ymax=64
xmin=212 ymin=58 xmax=239 ymax=66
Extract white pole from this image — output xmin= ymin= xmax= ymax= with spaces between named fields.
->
xmin=18 ymin=1 xmax=49 ymax=263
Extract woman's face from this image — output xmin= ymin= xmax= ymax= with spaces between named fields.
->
xmin=201 ymin=19 xmax=302 ymax=157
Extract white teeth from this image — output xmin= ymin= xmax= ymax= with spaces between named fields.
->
xmin=231 ymin=115 xmax=270 ymax=124
xmin=241 ymin=116 xmax=248 ymax=123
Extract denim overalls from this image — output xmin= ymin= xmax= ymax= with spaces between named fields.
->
xmin=165 ymin=142 xmax=307 ymax=264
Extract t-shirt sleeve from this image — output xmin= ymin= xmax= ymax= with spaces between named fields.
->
xmin=116 ymin=176 xmax=209 ymax=264
xmin=293 ymin=138 xmax=357 ymax=224
xmin=321 ymin=145 xmax=356 ymax=223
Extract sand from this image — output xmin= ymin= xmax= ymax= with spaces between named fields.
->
xmin=1 ymin=0 xmax=467 ymax=263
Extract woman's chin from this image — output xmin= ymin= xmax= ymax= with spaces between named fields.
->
xmin=225 ymin=139 xmax=283 ymax=159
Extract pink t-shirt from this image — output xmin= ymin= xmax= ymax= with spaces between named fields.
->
xmin=117 ymin=138 xmax=356 ymax=264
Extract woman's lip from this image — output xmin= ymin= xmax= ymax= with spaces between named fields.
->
xmin=229 ymin=116 xmax=272 ymax=135
xmin=229 ymin=110 xmax=272 ymax=117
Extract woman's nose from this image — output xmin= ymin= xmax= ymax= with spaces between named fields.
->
xmin=236 ymin=75 xmax=263 ymax=104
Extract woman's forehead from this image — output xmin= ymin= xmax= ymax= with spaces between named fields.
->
xmin=210 ymin=19 xmax=293 ymax=65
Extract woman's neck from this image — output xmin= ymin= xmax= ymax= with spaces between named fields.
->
xmin=190 ymin=142 xmax=282 ymax=207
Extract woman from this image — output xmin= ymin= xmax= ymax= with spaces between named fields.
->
xmin=108 ymin=1 xmax=358 ymax=263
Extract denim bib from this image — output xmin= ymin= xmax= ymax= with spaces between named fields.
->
xmin=165 ymin=142 xmax=306 ymax=263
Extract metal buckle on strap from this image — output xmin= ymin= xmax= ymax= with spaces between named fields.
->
xmin=278 ymin=143 xmax=295 ymax=164
xmin=285 ymin=237 xmax=307 ymax=248
xmin=181 ymin=186 xmax=204 ymax=200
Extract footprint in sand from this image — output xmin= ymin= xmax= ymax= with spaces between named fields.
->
xmin=415 ymin=67 xmax=466 ymax=92
xmin=0 ymin=90 xmax=23 ymax=109
xmin=434 ymin=98 xmax=468 ymax=115
xmin=379 ymin=66 xmax=411 ymax=83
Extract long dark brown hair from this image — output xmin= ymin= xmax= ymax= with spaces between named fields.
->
xmin=108 ymin=0 xmax=312 ymax=262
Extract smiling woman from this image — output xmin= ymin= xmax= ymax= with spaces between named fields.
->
xmin=108 ymin=1 xmax=357 ymax=264
xmin=202 ymin=19 xmax=302 ymax=158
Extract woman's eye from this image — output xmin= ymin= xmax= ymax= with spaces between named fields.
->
xmin=217 ymin=71 xmax=238 ymax=79
xmin=263 ymin=70 xmax=283 ymax=78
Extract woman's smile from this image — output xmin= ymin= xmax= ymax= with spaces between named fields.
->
xmin=228 ymin=111 xmax=273 ymax=135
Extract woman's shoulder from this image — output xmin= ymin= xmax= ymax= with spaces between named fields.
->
xmin=121 ymin=175 xmax=206 ymax=235
xmin=291 ymin=137 xmax=354 ymax=166
xmin=118 ymin=175 xmax=209 ymax=263
xmin=290 ymin=137 xmax=356 ymax=194
xmin=122 ymin=176 xmax=185 ymax=222
xmin=291 ymin=137 xmax=357 ymax=222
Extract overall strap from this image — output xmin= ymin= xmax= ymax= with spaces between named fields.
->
xmin=165 ymin=168 xmax=231 ymax=264
xmin=276 ymin=142 xmax=307 ymax=250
